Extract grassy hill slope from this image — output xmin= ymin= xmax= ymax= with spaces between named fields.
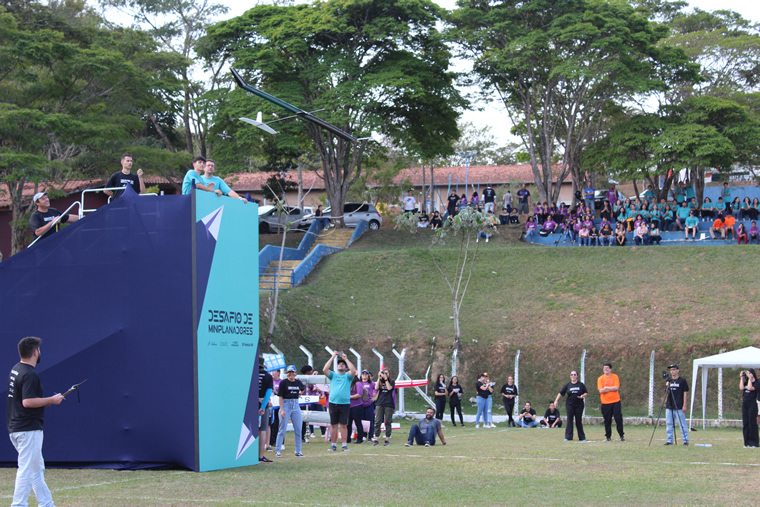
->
xmin=265 ymin=227 xmax=760 ymax=417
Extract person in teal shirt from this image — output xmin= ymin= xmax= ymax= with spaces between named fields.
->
xmin=701 ymin=197 xmax=713 ymax=220
xmin=721 ymin=182 xmax=731 ymax=201
xmin=675 ymin=202 xmax=690 ymax=230
xmin=181 ymin=156 xmax=216 ymax=195
xmin=323 ymin=351 xmax=357 ymax=452
xmin=203 ymin=159 xmax=248 ymax=203
xmin=684 ymin=210 xmax=699 ymax=240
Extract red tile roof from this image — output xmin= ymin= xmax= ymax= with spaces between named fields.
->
xmin=224 ymin=163 xmax=564 ymax=192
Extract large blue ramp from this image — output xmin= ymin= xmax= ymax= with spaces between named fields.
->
xmin=0 ymin=187 xmax=259 ymax=471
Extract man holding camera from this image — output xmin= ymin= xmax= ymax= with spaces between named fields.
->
xmin=323 ymin=351 xmax=357 ymax=452
xmin=664 ymin=364 xmax=689 ymax=446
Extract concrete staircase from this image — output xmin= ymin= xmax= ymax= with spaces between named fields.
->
xmin=309 ymin=228 xmax=354 ymax=251
xmin=259 ymin=229 xmax=354 ymax=291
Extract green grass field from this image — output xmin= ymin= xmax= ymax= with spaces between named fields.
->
xmin=2 ymin=424 xmax=756 ymax=506
xmin=270 ymin=226 xmax=760 ymax=418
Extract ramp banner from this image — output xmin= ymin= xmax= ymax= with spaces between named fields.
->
xmin=193 ymin=190 xmax=259 ymax=471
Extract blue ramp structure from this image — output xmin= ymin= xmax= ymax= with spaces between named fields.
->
xmin=0 ymin=187 xmax=260 ymax=471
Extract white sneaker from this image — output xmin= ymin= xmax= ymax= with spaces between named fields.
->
xmin=490 ymin=424 xmax=497 ymax=428
xmin=475 ymin=424 xmax=480 ymax=429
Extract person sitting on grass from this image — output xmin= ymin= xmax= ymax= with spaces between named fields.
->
xmin=684 ymin=210 xmax=699 ymax=240
xmin=737 ymin=223 xmax=749 ymax=244
xmin=517 ymin=401 xmax=539 ymax=428
xmin=417 ymin=212 xmax=430 ymax=228
xmin=649 ymin=222 xmax=662 ymax=245
xmin=710 ymin=214 xmax=726 ymax=240
xmin=539 ymin=216 xmax=557 ymax=236
xmin=524 ymin=216 xmax=538 ymax=238
xmin=615 ymin=222 xmax=627 ymax=246
xmin=477 ymin=211 xmax=498 ymax=242
xmin=499 ymin=206 xmax=510 ymax=225
xmin=405 ymin=407 xmax=447 ymax=447
xmin=750 ymin=220 xmax=759 ymax=244
xmin=540 ymin=402 xmax=563 ymax=428
xmin=430 ymin=211 xmax=443 ymax=230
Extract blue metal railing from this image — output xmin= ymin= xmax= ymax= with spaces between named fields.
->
xmin=347 ymin=220 xmax=368 ymax=247
xmin=291 ymin=244 xmax=343 ymax=287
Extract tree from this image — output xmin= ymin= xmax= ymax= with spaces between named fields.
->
xmin=100 ymin=0 xmax=229 ymax=155
xmin=446 ymin=121 xmax=521 ymax=166
xmin=450 ymin=0 xmax=696 ymax=203
xmin=395 ymin=206 xmax=488 ymax=368
xmin=199 ymin=0 xmax=462 ymax=226
xmin=0 ymin=2 xmax=185 ymax=254
xmin=667 ymin=8 xmax=760 ymax=98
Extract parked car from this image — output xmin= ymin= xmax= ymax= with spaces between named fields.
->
xmin=303 ymin=202 xmax=382 ymax=230
xmin=258 ymin=205 xmax=309 ymax=233
xmin=594 ymin=189 xmax=626 ymax=209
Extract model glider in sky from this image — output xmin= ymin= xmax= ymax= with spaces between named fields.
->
xmin=230 ymin=68 xmax=357 ymax=143
xmin=239 ymin=112 xmax=278 ymax=135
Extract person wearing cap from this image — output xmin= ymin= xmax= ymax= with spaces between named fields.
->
xmin=664 ymin=364 xmax=689 ymax=446
xmin=104 ymin=153 xmax=144 ymax=199
xmin=28 ymin=192 xmax=80 ymax=242
xmin=275 ymin=365 xmax=306 ymax=458
xmin=597 ymin=363 xmax=624 ymax=442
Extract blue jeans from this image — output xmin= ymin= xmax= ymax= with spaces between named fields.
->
xmin=518 ymin=419 xmax=539 ymax=428
xmin=665 ymin=408 xmax=689 ymax=444
xmin=276 ymin=399 xmax=303 ymax=454
xmin=486 ymin=397 xmax=493 ymax=424
xmin=407 ymin=424 xmax=436 ymax=445
xmin=9 ymin=430 xmax=54 ymax=507
xmin=475 ymin=397 xmax=488 ymax=424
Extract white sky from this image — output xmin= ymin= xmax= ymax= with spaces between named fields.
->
xmin=215 ymin=0 xmax=760 ymax=145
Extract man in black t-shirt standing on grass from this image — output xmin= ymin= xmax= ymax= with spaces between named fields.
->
xmin=28 ymin=192 xmax=80 ymax=243
xmin=104 ymin=153 xmax=145 ymax=199
xmin=7 ymin=336 xmax=65 ymax=507
xmin=664 ymin=364 xmax=689 ymax=446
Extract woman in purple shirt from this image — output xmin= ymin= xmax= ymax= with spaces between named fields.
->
xmin=348 ymin=371 xmax=376 ymax=444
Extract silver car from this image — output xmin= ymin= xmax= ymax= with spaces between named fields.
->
xmin=258 ymin=205 xmax=308 ymax=233
xmin=304 ymin=202 xmax=382 ymax=230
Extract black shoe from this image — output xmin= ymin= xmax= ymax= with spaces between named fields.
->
xmin=664 ymin=442 xmax=673 ymax=446
xmin=259 ymin=456 xmax=273 ymax=463
xmin=620 ymin=436 xmax=625 ymax=442
xmin=452 ymin=423 xmax=456 ymax=427
xmin=683 ymin=442 xmax=689 ymax=446
xmin=606 ymin=437 xmax=611 ymax=442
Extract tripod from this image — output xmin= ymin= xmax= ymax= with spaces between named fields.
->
xmin=648 ymin=380 xmax=683 ymax=447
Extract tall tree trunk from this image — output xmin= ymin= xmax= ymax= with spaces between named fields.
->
xmin=430 ymin=166 xmax=436 ymax=211
xmin=421 ymin=163 xmax=427 ymax=213
xmin=183 ymin=83 xmax=193 ymax=153
xmin=297 ymin=164 xmax=304 ymax=210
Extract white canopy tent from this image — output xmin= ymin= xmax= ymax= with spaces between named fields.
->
xmin=689 ymin=346 xmax=760 ymax=429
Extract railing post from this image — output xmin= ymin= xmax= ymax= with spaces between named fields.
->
xmin=299 ymin=345 xmax=313 ymax=368
xmin=580 ymin=349 xmax=587 ymax=417
xmin=270 ymin=343 xmax=285 ymax=375
xmin=648 ymin=350 xmax=655 ymax=418
xmin=514 ymin=349 xmax=521 ymax=411
xmin=718 ymin=348 xmax=726 ymax=424
xmin=324 ymin=345 xmax=338 ymax=370
xmin=348 ymin=347 xmax=361 ymax=374
xmin=392 ymin=348 xmax=406 ymax=416
xmin=371 ymin=348 xmax=384 ymax=373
